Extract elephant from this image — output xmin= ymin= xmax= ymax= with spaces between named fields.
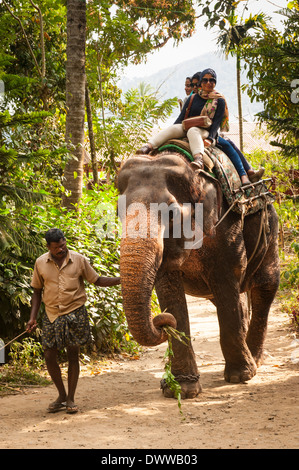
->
xmin=117 ymin=149 xmax=280 ymax=399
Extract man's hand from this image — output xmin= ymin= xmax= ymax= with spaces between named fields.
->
xmin=94 ymin=276 xmax=121 ymax=287
xmin=26 ymin=319 xmax=37 ymax=333
xmin=27 ymin=288 xmax=42 ymax=333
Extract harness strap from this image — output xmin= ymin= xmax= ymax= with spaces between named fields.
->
xmin=158 ymin=144 xmax=194 ymax=162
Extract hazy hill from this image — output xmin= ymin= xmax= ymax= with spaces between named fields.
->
xmin=120 ymin=52 xmax=263 ymax=124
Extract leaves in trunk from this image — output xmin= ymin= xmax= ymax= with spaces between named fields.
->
xmin=162 ymin=325 xmax=190 ymax=416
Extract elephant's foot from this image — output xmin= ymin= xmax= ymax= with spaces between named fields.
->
xmin=248 ymin=345 xmax=266 ymax=368
xmin=251 ymin=351 xmax=265 ymax=368
xmin=160 ymin=376 xmax=202 ymax=399
xmin=224 ymin=361 xmax=257 ymax=383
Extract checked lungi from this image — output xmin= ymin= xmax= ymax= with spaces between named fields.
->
xmin=42 ymin=305 xmax=91 ymax=350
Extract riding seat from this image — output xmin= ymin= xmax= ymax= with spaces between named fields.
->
xmin=157 ymin=138 xmax=275 ymax=216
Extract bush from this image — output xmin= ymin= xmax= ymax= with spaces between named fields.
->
xmin=8 ymin=337 xmax=45 ymax=370
xmin=0 ymin=338 xmax=51 ymax=395
xmin=0 ymin=180 xmax=139 ymax=356
xmin=247 ymin=149 xmax=299 ymax=331
xmin=37 ymin=183 xmax=138 ymax=354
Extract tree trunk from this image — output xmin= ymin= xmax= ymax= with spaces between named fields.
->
xmin=62 ymin=0 xmax=86 ymax=209
xmin=236 ymin=52 xmax=244 ymax=152
xmin=85 ymin=84 xmax=99 ymax=186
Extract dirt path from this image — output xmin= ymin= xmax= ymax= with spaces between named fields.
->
xmin=0 ymin=297 xmax=298 ymax=450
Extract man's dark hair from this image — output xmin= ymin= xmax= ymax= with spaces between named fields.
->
xmin=191 ymin=72 xmax=201 ymax=81
xmin=45 ymin=228 xmax=65 ymax=244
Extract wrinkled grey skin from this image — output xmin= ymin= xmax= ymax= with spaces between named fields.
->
xmin=117 ymin=152 xmax=280 ymax=398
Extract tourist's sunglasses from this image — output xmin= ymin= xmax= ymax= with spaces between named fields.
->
xmin=185 ymin=84 xmax=192 ymax=87
xmin=201 ymin=78 xmax=216 ymax=84
xmin=191 ymin=83 xmax=199 ymax=87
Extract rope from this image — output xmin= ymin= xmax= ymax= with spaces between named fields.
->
xmin=189 ymin=199 xmax=238 ymax=250
xmin=190 ymin=195 xmax=269 ymax=266
xmin=0 ymin=330 xmax=27 ymax=352
xmin=214 ymin=199 xmax=238 ymax=229
xmin=246 ymin=199 xmax=269 ymax=267
xmin=246 ymin=208 xmax=265 ymax=266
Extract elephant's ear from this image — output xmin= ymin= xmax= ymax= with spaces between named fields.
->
xmin=189 ymin=176 xmax=202 ymax=206
xmin=213 ymin=179 xmax=223 ymax=219
xmin=117 ymin=165 xmax=131 ymax=194
xmin=116 ymin=158 xmax=139 ymax=194
xmin=198 ymin=173 xmax=223 ymax=238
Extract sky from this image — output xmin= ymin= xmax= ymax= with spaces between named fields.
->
xmin=124 ymin=0 xmax=288 ymax=79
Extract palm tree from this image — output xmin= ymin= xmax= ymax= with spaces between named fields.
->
xmin=217 ymin=12 xmax=267 ymax=151
xmin=62 ymin=0 xmax=87 ymax=209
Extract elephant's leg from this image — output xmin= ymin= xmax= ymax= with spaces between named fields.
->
xmin=155 ymin=270 xmax=201 ymax=399
xmin=246 ymin=285 xmax=276 ymax=366
xmin=246 ymin=244 xmax=280 ymax=366
xmin=211 ymin=278 xmax=257 ymax=383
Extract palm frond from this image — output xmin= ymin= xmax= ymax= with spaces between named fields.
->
xmin=0 ymin=216 xmax=44 ymax=264
xmin=0 ymin=145 xmax=18 ymax=165
xmin=0 ymin=183 xmax=46 ymax=206
xmin=0 ymin=110 xmax=51 ymax=129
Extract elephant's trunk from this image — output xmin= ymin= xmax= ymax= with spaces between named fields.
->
xmin=120 ymin=236 xmax=177 ymax=346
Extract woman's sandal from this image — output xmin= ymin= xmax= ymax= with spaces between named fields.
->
xmin=136 ymin=144 xmax=152 ymax=155
xmin=248 ymin=168 xmax=265 ymax=183
xmin=190 ymin=161 xmax=204 ymax=171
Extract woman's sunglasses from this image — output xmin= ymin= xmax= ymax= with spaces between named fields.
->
xmin=201 ymin=78 xmax=216 ymax=84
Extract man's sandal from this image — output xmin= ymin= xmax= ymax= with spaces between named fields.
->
xmin=66 ymin=404 xmax=79 ymax=414
xmin=47 ymin=401 xmax=67 ymax=413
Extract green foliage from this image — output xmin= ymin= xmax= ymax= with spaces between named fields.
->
xmin=0 ymin=260 xmax=33 ymax=337
xmin=26 ymin=181 xmax=139 ymax=355
xmin=280 ymin=241 xmax=299 ymax=289
xmin=201 ymin=1 xmax=298 ymax=160
xmin=241 ymin=3 xmax=299 ymax=158
xmin=281 ymin=291 xmax=299 ymax=333
xmin=93 ymin=82 xmax=179 ymax=170
xmin=247 ymin=149 xmax=299 ymax=331
xmin=0 ymin=0 xmax=185 ymax=351
xmin=0 ymin=0 xmax=67 ymax=112
xmin=0 ymin=175 xmax=139 ymax=354
xmin=87 ymin=0 xmax=195 ymax=71
xmin=0 ymin=366 xmax=50 ymax=395
xmin=217 ymin=12 xmax=268 ymax=54
xmin=84 ymin=0 xmax=196 ymax=173
xmin=0 ymin=338 xmax=50 ymax=395
xmin=0 ymin=104 xmax=68 ymax=337
xmin=196 ymin=0 xmax=242 ymax=28
xmin=8 ymin=337 xmax=45 ymax=370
